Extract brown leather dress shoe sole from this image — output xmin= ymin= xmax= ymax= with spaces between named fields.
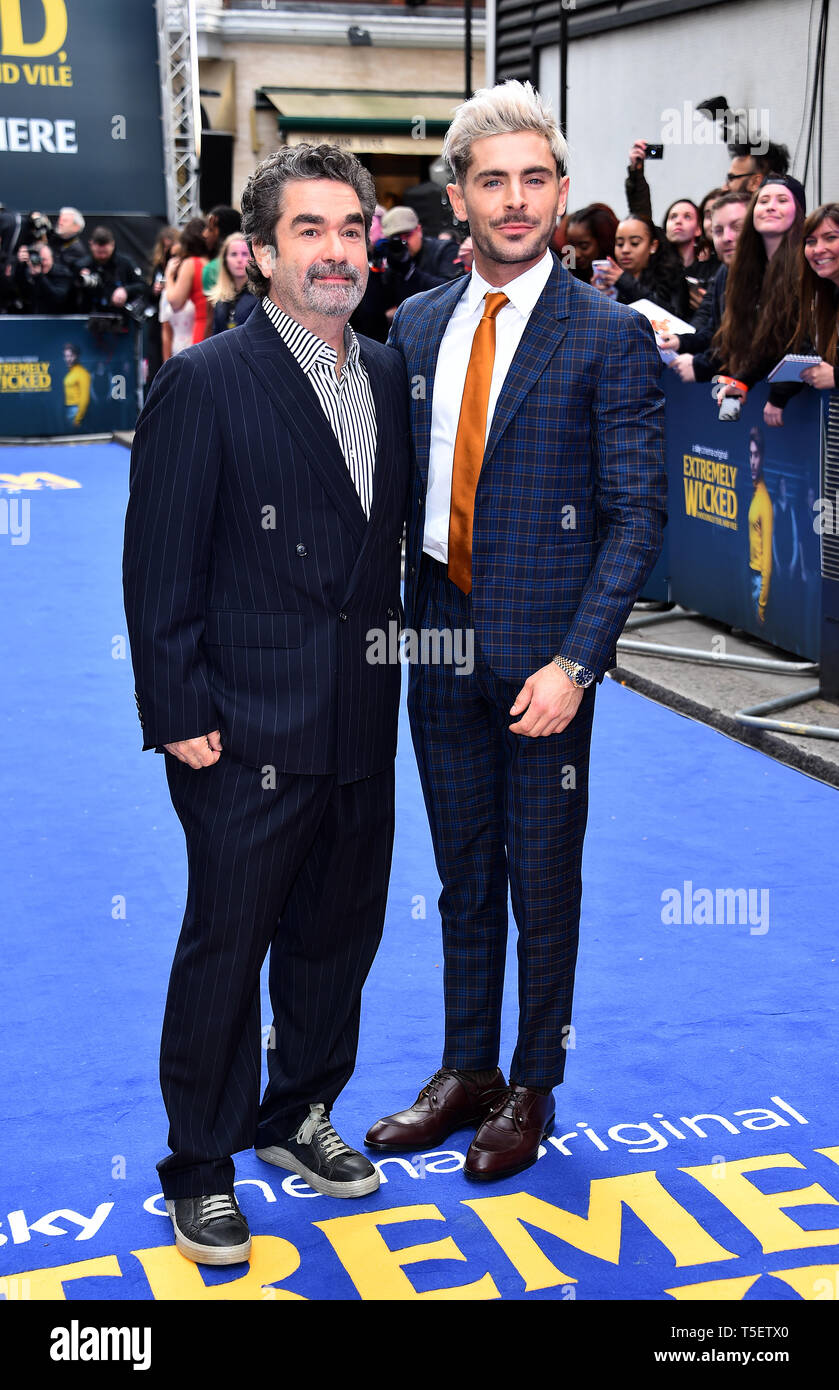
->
xmin=366 ymin=1067 xmax=507 ymax=1153
xmin=463 ymin=1084 xmax=555 ymax=1181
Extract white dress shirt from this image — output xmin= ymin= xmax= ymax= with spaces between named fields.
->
xmin=261 ymin=295 xmax=377 ymax=518
xmin=423 ymin=248 xmax=554 ymax=562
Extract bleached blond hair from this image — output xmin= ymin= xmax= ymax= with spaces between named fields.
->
xmin=443 ymin=80 xmax=568 ymax=186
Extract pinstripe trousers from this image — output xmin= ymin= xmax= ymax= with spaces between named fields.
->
xmin=157 ymin=753 xmax=394 ymax=1199
xmin=408 ymin=556 xmax=596 ymax=1090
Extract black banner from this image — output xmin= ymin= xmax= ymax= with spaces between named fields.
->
xmin=0 ymin=0 xmax=165 ymax=215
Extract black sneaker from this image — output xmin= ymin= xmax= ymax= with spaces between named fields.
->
xmin=256 ymin=1102 xmax=380 ymax=1198
xmin=164 ymin=1193 xmax=251 ymax=1265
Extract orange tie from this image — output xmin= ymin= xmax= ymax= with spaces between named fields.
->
xmin=447 ymin=291 xmax=509 ymax=593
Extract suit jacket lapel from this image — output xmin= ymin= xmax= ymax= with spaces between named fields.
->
xmin=237 ymin=304 xmax=368 ymax=545
xmin=483 ymin=257 xmax=571 ymax=466
xmin=414 ymin=275 xmax=471 ymax=487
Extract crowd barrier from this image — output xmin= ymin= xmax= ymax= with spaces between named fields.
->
xmin=644 ymin=375 xmax=824 ymax=662
xmin=0 ymin=315 xmax=142 ymax=438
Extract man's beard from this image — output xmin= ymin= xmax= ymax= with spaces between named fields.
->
xmin=470 ymin=216 xmax=554 ymax=266
xmin=300 ymin=260 xmax=365 ymax=317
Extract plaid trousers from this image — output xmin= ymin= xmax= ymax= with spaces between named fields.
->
xmin=408 ymin=556 xmax=596 ymax=1089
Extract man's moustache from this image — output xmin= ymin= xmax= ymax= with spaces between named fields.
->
xmin=306 ymin=264 xmax=361 ymax=282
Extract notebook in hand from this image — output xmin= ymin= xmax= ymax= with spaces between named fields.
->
xmin=767 ymin=353 xmax=822 ymax=383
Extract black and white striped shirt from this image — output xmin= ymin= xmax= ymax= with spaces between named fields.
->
xmin=262 ymin=295 xmax=377 ymax=518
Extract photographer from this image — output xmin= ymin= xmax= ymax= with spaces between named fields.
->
xmin=381 ymin=206 xmax=462 ymax=280
xmin=351 ymin=223 xmax=449 ymax=343
xmin=78 ymin=226 xmax=147 ymax=320
xmin=50 ymin=208 xmax=91 ymax=287
xmin=14 ymin=238 xmax=76 ymax=314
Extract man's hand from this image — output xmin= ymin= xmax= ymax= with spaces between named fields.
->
xmin=164 ymin=730 xmax=223 ymax=768
xmin=509 ymin=663 xmax=584 ymax=737
xmin=111 ymin=286 xmax=128 ymax=307
xmin=764 ymin=401 xmax=784 ymax=427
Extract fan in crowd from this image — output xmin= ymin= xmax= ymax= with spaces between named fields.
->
xmin=208 ymin=232 xmax=258 ymax=334
xmin=768 ymin=201 xmax=839 ymax=425
xmin=201 ymin=205 xmax=243 ymax=296
xmin=711 ymin=174 xmax=806 ymax=422
xmin=659 ymin=190 xmax=751 ymax=374
xmin=591 ymin=212 xmax=689 ymax=318
xmin=626 ymin=140 xmax=719 ymax=311
xmin=565 ymin=202 xmax=619 ymax=283
xmin=162 ymin=218 xmax=210 ymax=347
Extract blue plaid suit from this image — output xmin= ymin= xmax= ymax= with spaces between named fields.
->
xmin=390 ymin=255 xmax=667 ymax=1087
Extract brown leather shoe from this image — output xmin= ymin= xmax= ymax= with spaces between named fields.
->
xmin=463 ymin=1084 xmax=554 ymax=1181
xmin=365 ymin=1068 xmax=507 ymax=1152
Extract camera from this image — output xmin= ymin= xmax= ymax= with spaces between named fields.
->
xmin=371 ymin=234 xmax=412 ymax=273
xmin=28 ymin=245 xmax=43 ymax=268
xmin=644 ymin=143 xmax=664 ymax=160
xmin=29 ymin=211 xmax=51 ymax=237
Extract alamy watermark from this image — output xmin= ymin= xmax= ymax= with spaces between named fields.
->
xmin=661 ymin=881 xmax=770 ymax=936
xmin=367 ymin=621 xmax=474 ymax=676
xmin=659 ymin=102 xmax=770 ymax=154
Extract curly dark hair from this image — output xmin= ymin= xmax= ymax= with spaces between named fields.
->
xmin=240 ymin=144 xmax=377 ymax=296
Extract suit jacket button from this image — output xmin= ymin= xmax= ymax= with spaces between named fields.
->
xmin=296 ymin=543 xmax=307 ymax=556
xmin=409 ymin=565 xmax=416 ymax=576
xmin=338 ymin=610 xmax=348 ymax=622
xmin=387 ymin=607 xmax=394 ymax=618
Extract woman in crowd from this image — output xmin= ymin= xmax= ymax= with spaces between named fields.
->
xmin=158 ymin=233 xmax=197 ymax=360
xmin=663 ymin=197 xmax=717 ymax=311
xmin=764 ymin=202 xmax=839 ymax=426
xmin=792 ymin=202 xmax=839 ymax=388
xmin=713 ymin=175 xmax=806 ymax=419
xmin=565 ymin=203 xmax=619 ymax=283
xmin=144 ymin=225 xmax=178 ymax=383
xmin=163 ymin=217 xmax=210 ymax=345
xmin=592 ymin=213 xmax=688 ymax=318
xmin=698 ymin=188 xmax=725 ymax=246
xmin=208 ymin=232 xmax=258 ymax=334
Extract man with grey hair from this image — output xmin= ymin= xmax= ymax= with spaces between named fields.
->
xmin=367 ymin=81 xmax=667 ymax=1180
xmin=124 ymin=144 xmax=409 ymax=1262
xmin=40 ymin=206 xmax=90 ymax=307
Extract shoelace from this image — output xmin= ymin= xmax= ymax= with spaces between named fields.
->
xmin=199 ymin=1193 xmax=239 ymax=1223
xmin=417 ymin=1068 xmax=451 ymax=1105
xmin=296 ymin=1103 xmax=355 ymax=1160
xmin=487 ymin=1087 xmax=525 ymax=1126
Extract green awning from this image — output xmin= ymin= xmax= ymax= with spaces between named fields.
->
xmin=256 ymin=87 xmax=459 ymax=137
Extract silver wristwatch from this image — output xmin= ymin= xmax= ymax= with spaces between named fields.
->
xmin=552 ymin=654 xmax=595 ymax=688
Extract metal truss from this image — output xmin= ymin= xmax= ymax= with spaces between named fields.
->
xmin=156 ymin=0 xmax=201 ymax=226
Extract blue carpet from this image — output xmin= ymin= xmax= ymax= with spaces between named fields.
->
xmin=1 ymin=442 xmax=837 ymax=1302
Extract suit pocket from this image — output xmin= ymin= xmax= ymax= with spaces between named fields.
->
xmin=203 ymin=609 xmax=305 ymax=648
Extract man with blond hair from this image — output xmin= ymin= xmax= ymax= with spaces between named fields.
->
xmin=367 ymin=81 xmax=667 ymax=1180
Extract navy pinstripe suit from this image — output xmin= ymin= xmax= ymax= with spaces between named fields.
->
xmin=390 ymin=255 xmax=667 ymax=1088
xmin=123 ymin=302 xmax=409 ymax=1197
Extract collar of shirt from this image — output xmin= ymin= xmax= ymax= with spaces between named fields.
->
xmin=261 ymin=294 xmax=360 ymax=377
xmin=463 ymin=247 xmax=554 ymax=320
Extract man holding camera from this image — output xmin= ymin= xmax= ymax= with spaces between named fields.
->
xmin=352 ymin=207 xmax=454 ymax=343
xmin=78 ymin=226 xmax=147 ymax=320
xmin=15 ymin=236 xmax=76 ymax=314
